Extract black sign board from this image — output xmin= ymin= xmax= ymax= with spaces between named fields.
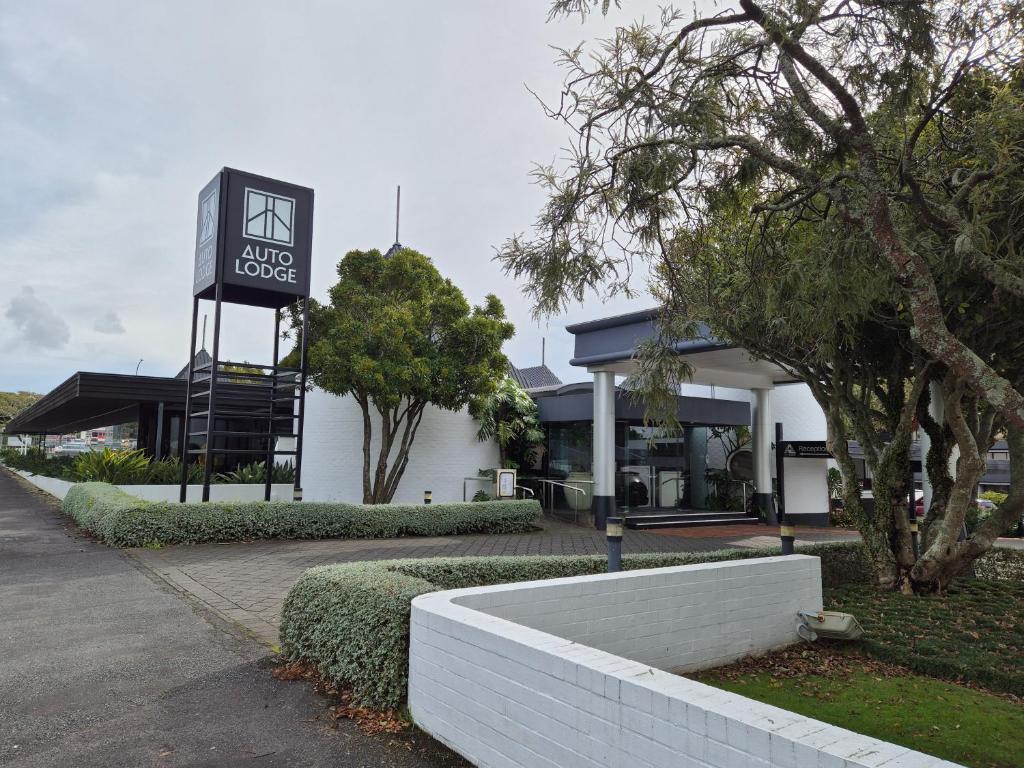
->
xmin=193 ymin=168 xmax=313 ymax=309
xmin=780 ymin=440 xmax=832 ymax=459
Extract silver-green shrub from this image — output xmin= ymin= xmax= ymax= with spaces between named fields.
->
xmin=279 ymin=541 xmax=875 ymax=710
xmin=62 ymin=483 xmax=541 ymax=547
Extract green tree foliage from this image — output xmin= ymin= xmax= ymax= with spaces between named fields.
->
xmin=470 ymin=376 xmax=545 ymax=469
xmin=0 ymin=391 xmax=41 ymax=432
xmin=298 ymin=247 xmax=514 ymax=503
xmin=499 ymin=0 xmax=1024 ymax=591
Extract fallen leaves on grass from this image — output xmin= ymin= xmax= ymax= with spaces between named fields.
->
xmin=715 ymin=645 xmax=903 ymax=681
xmin=272 ymin=659 xmax=408 ymax=736
xmin=693 ymin=644 xmax=1021 ymax=705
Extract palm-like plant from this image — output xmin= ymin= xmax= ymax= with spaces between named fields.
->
xmin=72 ymin=448 xmax=151 ymax=484
xmin=470 ymin=377 xmax=545 ymax=469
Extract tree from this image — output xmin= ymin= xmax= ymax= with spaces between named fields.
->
xmin=0 ymin=391 xmax=42 ymax=433
xmin=499 ymin=0 xmax=1024 ymax=590
xmin=298 ymin=247 xmax=513 ymax=503
xmin=470 ymin=376 xmax=545 ymax=469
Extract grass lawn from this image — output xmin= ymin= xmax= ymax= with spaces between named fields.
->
xmin=827 ymin=579 xmax=1024 ymax=696
xmin=695 ymin=651 xmax=1023 ymax=768
xmin=692 ymin=579 xmax=1024 ymax=768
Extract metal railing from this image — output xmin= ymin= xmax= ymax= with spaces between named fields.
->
xmin=518 ymin=477 xmax=594 ymax=524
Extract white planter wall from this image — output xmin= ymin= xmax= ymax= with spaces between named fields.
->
xmin=410 ymin=556 xmax=959 ymax=768
xmin=13 ymin=471 xmax=74 ymax=500
xmin=10 ymin=470 xmax=291 ymax=503
xmin=300 ymin=388 xmax=499 ymax=504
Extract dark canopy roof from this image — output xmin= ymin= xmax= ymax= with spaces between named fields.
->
xmin=5 ymin=372 xmax=186 ymax=434
xmin=531 ymin=381 xmax=750 ymax=427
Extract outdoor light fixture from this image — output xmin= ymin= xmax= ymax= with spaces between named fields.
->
xmin=423 ymin=490 xmax=432 ymax=505
xmin=796 ymin=610 xmax=864 ymax=642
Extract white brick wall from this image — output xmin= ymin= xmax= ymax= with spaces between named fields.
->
xmin=409 ymin=557 xmax=961 ymax=768
xmin=300 ymin=388 xmax=499 ymax=504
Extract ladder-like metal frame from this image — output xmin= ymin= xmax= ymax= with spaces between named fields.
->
xmin=178 ymin=293 xmax=309 ymax=503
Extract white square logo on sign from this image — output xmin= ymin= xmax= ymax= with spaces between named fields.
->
xmin=198 ymin=189 xmax=218 ymax=245
xmin=243 ymin=188 xmax=295 ymax=246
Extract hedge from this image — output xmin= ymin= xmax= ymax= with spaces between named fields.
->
xmin=279 ymin=542 xmax=874 ymax=710
xmin=62 ymin=482 xmax=541 ymax=547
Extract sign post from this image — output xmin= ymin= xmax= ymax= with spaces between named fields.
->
xmin=775 ymin=423 xmax=794 ymax=555
xmin=180 ymin=168 xmax=314 ymax=503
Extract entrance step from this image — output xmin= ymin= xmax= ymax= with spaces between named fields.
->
xmin=624 ymin=512 xmax=758 ymax=530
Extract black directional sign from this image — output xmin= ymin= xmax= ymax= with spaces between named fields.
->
xmin=780 ymin=440 xmax=832 ymax=459
xmin=193 ymin=168 xmax=313 ymax=309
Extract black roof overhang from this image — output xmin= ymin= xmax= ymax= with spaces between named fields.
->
xmin=534 ymin=386 xmax=750 ymax=427
xmin=5 ymin=373 xmax=189 ymax=435
xmin=7 ymin=371 xmax=296 ymax=435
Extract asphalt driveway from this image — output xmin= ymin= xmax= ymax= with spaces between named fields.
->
xmin=0 ymin=470 xmax=467 ymax=768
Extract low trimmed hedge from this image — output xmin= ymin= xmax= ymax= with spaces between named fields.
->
xmin=62 ymin=483 xmax=541 ymax=547
xmin=279 ymin=542 xmax=873 ymax=710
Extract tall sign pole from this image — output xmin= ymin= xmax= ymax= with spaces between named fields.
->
xmin=181 ymin=168 xmax=314 ymax=504
xmin=776 ymin=421 xmax=794 ymax=555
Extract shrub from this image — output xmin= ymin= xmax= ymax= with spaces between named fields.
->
xmin=1 ymin=447 xmax=76 ymax=479
xmin=72 ymin=448 xmax=150 ymax=483
xmin=215 ymin=460 xmax=296 ymax=485
xmin=61 ymin=483 xmax=541 ymax=547
xmin=279 ymin=541 xmax=873 ymax=710
xmin=141 ymin=456 xmax=203 ymax=485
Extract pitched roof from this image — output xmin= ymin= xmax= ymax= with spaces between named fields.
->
xmin=176 ymin=348 xmax=212 ymax=379
xmin=508 ymin=363 xmax=562 ymax=391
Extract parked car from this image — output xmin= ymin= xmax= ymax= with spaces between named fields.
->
xmin=53 ymin=442 xmax=94 ymax=456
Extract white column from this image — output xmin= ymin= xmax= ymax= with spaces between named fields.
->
xmin=752 ymin=387 xmax=775 ymax=522
xmin=592 ymin=369 xmax=616 ymax=530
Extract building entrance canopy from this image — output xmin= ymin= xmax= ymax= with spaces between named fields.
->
xmin=568 ymin=308 xmax=796 ymax=389
xmin=566 ymin=308 xmax=790 ymax=529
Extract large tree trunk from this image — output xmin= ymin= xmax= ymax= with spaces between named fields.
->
xmin=355 ymin=397 xmax=427 ymax=504
xmin=866 ymin=200 xmax=1024 ymax=431
xmin=357 ymin=395 xmax=373 ymax=504
xmin=910 ymin=378 xmax=1000 ymax=591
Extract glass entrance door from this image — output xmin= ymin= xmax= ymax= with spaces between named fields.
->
xmin=617 ymin=423 xmax=689 ymax=512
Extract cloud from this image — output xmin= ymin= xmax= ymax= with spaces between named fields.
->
xmin=5 ymin=286 xmax=71 ymax=349
xmin=93 ymin=310 xmax=125 ymax=334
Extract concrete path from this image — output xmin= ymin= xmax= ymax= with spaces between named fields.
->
xmin=130 ymin=517 xmax=857 ymax=645
xmin=0 ymin=470 xmax=468 ymax=768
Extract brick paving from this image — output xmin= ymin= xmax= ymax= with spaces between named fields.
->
xmin=129 ymin=517 xmax=857 ymax=646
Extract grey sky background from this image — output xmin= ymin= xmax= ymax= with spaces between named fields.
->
xmin=0 ymin=0 xmax=675 ymax=394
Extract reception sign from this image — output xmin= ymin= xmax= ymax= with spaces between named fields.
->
xmin=780 ymin=440 xmax=831 ymax=459
xmin=193 ymin=168 xmax=314 ymax=308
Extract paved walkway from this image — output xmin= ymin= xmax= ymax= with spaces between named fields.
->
xmin=130 ymin=517 xmax=857 ymax=645
xmin=0 ymin=469 xmax=468 ymax=767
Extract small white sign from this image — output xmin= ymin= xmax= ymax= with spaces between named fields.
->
xmin=497 ymin=469 xmax=516 ymax=498
xmin=198 ymin=189 xmax=218 ymax=245
xmin=243 ymin=187 xmax=295 ymax=246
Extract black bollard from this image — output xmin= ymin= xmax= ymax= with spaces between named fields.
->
xmin=607 ymin=516 xmax=623 ymax=572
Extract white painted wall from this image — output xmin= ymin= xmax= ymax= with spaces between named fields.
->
xmin=9 ymin=470 xmax=292 ymax=503
xmin=300 ymin=387 xmax=499 ymax=504
xmin=410 ymin=557 xmax=958 ymax=768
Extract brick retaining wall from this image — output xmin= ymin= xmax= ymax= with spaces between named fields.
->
xmin=409 ymin=556 xmax=959 ymax=768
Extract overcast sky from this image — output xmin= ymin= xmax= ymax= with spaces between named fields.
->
xmin=0 ymin=0 xmax=676 ymax=394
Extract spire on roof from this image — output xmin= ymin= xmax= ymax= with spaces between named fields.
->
xmin=384 ymin=185 xmax=402 ymax=258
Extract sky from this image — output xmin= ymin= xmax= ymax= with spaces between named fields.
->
xmin=0 ymin=0 xmax=675 ymax=394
